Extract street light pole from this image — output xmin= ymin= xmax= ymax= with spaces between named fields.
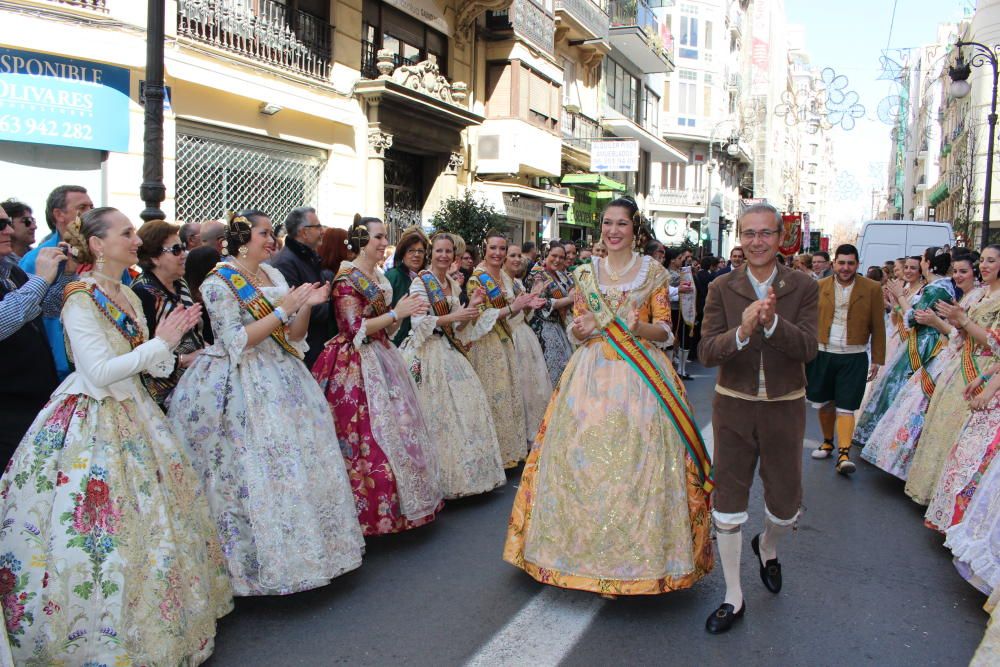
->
xmin=140 ymin=0 xmax=166 ymax=222
xmin=949 ymin=40 xmax=1000 ymax=247
xmin=705 ymin=122 xmax=742 ymax=257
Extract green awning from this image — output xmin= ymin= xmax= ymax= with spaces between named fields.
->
xmin=929 ymin=182 xmax=949 ymax=206
xmin=560 ymin=174 xmax=627 ymax=191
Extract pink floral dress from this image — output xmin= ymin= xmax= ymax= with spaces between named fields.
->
xmin=312 ymin=262 xmax=442 ymax=536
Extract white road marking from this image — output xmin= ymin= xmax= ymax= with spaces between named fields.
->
xmin=464 ymin=587 xmax=603 ymax=667
xmin=466 ymin=421 xmax=718 ymax=667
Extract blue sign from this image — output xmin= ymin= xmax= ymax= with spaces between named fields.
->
xmin=0 ymin=47 xmax=131 ymax=152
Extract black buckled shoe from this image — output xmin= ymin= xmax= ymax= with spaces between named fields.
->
xmin=751 ymin=533 xmax=782 ymax=594
xmin=705 ymin=601 xmax=746 ymax=634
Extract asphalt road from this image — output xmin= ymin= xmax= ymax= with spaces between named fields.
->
xmin=205 ymin=361 xmax=987 ymax=667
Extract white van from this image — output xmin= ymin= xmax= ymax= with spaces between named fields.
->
xmin=855 ymin=220 xmax=955 ymax=271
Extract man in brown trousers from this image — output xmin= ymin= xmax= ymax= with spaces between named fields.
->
xmin=698 ymin=203 xmax=819 ymax=634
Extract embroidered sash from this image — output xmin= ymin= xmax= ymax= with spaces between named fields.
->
xmin=906 ymin=326 xmax=944 ymax=397
xmin=961 ymin=336 xmax=985 ymax=397
xmin=471 ymin=269 xmax=512 ymax=341
xmin=211 ymin=264 xmax=303 ymax=360
xmin=65 ymin=281 xmax=145 ymax=349
xmin=576 ymin=267 xmax=714 ymax=494
xmin=338 ymin=266 xmax=390 ymax=316
xmin=418 ymin=270 xmax=468 ymax=357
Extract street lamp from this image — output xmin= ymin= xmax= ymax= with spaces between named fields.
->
xmin=949 ymin=40 xmax=1000 ymax=247
xmin=706 ymin=122 xmax=745 ymax=257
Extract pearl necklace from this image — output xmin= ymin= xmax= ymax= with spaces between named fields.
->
xmin=605 ymin=252 xmax=638 ymax=282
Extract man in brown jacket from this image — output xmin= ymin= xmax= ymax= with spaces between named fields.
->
xmin=698 ymin=203 xmax=819 ymax=634
xmin=806 ymin=244 xmax=886 ymax=474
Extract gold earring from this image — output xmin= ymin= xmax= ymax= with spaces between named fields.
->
xmin=238 ymin=245 xmax=248 ymax=258
xmin=96 ymin=253 xmax=105 ymax=271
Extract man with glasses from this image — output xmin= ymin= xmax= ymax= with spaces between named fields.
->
xmin=698 ymin=203 xmax=818 ymax=634
xmin=0 ymin=204 xmax=65 ymax=468
xmin=269 ymin=206 xmax=330 ymax=368
xmin=1 ymin=199 xmax=37 ymax=264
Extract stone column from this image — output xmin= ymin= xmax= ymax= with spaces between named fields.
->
xmin=367 ymin=127 xmax=393 ymax=219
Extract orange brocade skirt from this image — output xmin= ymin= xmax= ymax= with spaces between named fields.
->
xmin=502 ymin=396 xmax=714 ymax=596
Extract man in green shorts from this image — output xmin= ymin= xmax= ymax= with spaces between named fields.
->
xmin=807 ymin=244 xmax=886 ymax=474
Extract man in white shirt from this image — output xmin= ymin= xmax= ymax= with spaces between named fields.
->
xmin=806 ymin=244 xmax=886 ymax=474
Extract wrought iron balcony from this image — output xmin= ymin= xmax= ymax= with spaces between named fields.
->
xmin=177 ymin=0 xmax=333 ymax=81
xmin=648 ymin=187 xmax=703 ymax=208
xmin=561 ymin=108 xmax=605 ymax=150
xmin=46 ymin=0 xmax=106 ymax=10
xmin=554 ymin=0 xmax=610 ymax=42
xmin=485 ymin=0 xmax=556 ymax=57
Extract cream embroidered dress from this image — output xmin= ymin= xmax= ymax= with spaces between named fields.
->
xmin=508 ymin=276 xmax=553 ymax=445
xmin=169 ymin=263 xmax=364 ymax=595
xmin=504 ymin=257 xmax=713 ymax=595
xmin=905 ymin=288 xmax=1000 ymax=507
xmin=0 ymin=278 xmax=232 ymax=666
xmin=466 ymin=268 xmax=528 ymax=468
xmin=399 ymin=272 xmax=505 ymax=499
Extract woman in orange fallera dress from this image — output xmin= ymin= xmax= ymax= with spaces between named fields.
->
xmin=503 ymin=197 xmax=713 ymax=595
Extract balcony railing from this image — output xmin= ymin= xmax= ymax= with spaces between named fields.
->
xmin=608 ymin=0 xmax=657 ymax=34
xmin=361 ymin=40 xmax=421 ymax=80
xmin=555 ymin=0 xmax=610 ymax=41
xmin=561 ymin=108 xmax=604 ymax=150
xmin=486 ymin=0 xmax=556 ymax=56
xmin=178 ymin=0 xmax=333 ymax=81
xmin=648 ymin=187 xmax=702 ymax=208
xmin=47 ymin=0 xmax=106 ymax=10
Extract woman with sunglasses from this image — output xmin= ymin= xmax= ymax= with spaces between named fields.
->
xmin=133 ymin=220 xmax=205 ymax=410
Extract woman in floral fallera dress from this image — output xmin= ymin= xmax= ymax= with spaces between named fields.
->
xmin=855 ymin=249 xmax=956 ymax=458
xmin=504 ymin=198 xmax=713 ymax=595
xmin=169 ymin=213 xmax=364 ymax=595
xmin=526 ymin=242 xmax=575 ymax=387
xmin=466 ymin=233 xmax=541 ymax=467
xmin=0 ymin=208 xmax=232 ymax=665
xmin=504 ymin=244 xmax=552 ymax=445
xmin=399 ymin=233 xmax=506 ymax=499
xmin=312 ymin=217 xmax=443 ymax=535
xmin=857 ymin=253 xmax=977 ymax=480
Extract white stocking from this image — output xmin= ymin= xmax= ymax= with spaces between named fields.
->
xmin=759 ymin=509 xmax=796 ymax=562
xmin=716 ymin=523 xmax=743 ymax=608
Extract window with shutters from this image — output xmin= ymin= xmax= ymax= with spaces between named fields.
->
xmin=488 ymin=61 xmax=559 ymax=132
xmin=361 ymin=0 xmax=448 ymax=79
xmin=487 ymin=63 xmax=514 ymax=117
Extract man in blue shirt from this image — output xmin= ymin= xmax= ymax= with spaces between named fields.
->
xmin=20 ymin=185 xmax=93 ymax=380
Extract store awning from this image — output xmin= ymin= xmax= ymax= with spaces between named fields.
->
xmin=560 ymin=173 xmax=627 ymax=191
xmin=928 ymin=182 xmax=950 ymax=206
xmin=599 ymin=112 xmax=689 ymax=163
xmin=476 ymin=181 xmax=575 ymax=204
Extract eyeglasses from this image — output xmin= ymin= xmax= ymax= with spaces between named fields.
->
xmin=405 ymin=248 xmax=426 ymax=256
xmin=302 ymin=224 xmax=322 ymax=230
xmin=739 ymin=229 xmax=779 ymax=241
xmin=161 ymin=243 xmax=186 ymax=256
xmin=15 ymin=216 xmax=35 ymax=226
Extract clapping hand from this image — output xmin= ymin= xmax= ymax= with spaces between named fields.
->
xmin=913 ymin=308 xmax=943 ymax=328
xmin=282 ymin=284 xmax=317 ymax=314
xmin=738 ymin=301 xmax=762 ymax=340
xmin=303 ymin=282 xmax=331 ymax=307
xmin=758 ymin=287 xmax=777 ymax=329
xmin=572 ymin=311 xmax=597 ymax=340
xmin=964 ymin=375 xmax=987 ymax=402
xmin=157 ymin=304 xmax=203 ymax=349
xmin=934 ymin=300 xmax=966 ymax=328
xmin=469 ymin=288 xmax=487 ymax=309
xmin=395 ymin=293 xmax=429 ymax=318
xmin=452 ymin=305 xmax=481 ymax=323
xmin=970 ymin=384 xmax=998 ymax=411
